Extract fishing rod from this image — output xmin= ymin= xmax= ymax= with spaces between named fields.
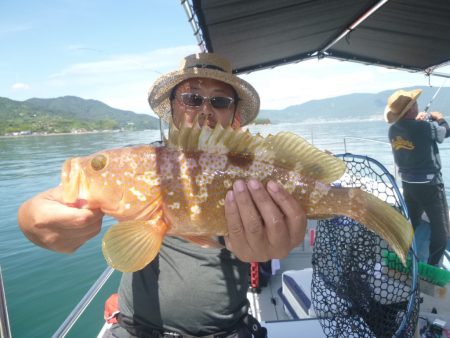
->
xmin=423 ymin=79 xmax=448 ymax=120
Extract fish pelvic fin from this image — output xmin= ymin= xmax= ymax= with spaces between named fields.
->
xmin=312 ymin=187 xmax=413 ymax=265
xmin=102 ymin=210 xmax=168 ymax=272
xmin=167 ymin=122 xmax=346 ymax=184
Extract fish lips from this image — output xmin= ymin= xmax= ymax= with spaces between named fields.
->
xmin=61 ymin=158 xmax=82 ymax=204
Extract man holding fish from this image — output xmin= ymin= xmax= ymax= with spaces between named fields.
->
xmin=18 ymin=53 xmax=413 ymax=337
xmin=18 ymin=53 xmax=307 ymax=338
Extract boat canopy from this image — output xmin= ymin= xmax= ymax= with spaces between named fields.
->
xmin=186 ymin=0 xmax=450 ymax=78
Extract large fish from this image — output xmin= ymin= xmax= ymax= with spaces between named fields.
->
xmin=60 ymin=123 xmax=413 ymax=272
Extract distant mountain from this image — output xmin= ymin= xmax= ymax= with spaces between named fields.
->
xmin=0 ymin=96 xmax=159 ymax=135
xmin=2 ymin=85 xmax=449 ymax=135
xmin=259 ymin=86 xmax=450 ymax=123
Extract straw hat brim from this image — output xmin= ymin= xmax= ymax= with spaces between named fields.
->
xmin=384 ymin=90 xmax=422 ymax=124
xmin=148 ymin=68 xmax=260 ymax=126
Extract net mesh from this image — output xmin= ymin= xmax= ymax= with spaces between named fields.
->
xmin=311 ymin=154 xmax=420 ymax=338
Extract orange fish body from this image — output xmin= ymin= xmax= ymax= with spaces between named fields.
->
xmin=61 ymin=124 xmax=413 ymax=272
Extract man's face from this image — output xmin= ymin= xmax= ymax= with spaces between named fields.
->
xmin=171 ymin=78 xmax=238 ymax=129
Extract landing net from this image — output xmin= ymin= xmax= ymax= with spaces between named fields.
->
xmin=311 ymin=154 xmax=420 ymax=338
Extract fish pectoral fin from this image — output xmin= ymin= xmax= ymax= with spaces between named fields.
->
xmin=181 ymin=235 xmax=224 ymax=249
xmin=102 ymin=212 xmax=168 ymax=272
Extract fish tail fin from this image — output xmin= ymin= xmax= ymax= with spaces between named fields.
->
xmin=319 ymin=187 xmax=413 ymax=265
xmin=102 ymin=210 xmax=168 ymax=272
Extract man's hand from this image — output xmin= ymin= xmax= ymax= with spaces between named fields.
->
xmin=18 ymin=186 xmax=104 ymax=253
xmin=224 ymin=179 xmax=306 ymax=262
xmin=429 ymin=111 xmax=444 ymax=120
xmin=416 ymin=111 xmax=444 ymax=121
xmin=415 ymin=112 xmax=429 ymax=121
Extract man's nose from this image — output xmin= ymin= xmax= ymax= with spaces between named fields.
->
xmin=198 ymin=98 xmax=214 ymax=116
xmin=200 ymin=99 xmax=214 ymax=115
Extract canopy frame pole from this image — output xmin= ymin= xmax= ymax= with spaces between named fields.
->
xmin=181 ymin=0 xmax=207 ymax=52
xmin=318 ymin=0 xmax=389 ymax=56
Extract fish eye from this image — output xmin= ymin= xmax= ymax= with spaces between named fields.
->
xmin=91 ymin=154 xmax=107 ymax=171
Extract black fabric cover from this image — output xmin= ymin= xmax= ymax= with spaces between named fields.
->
xmin=192 ymin=0 xmax=450 ymax=76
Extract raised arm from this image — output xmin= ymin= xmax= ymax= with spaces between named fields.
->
xmin=18 ymin=186 xmax=104 ymax=253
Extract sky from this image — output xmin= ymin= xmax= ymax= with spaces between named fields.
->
xmin=1 ymin=0 xmax=449 ymax=117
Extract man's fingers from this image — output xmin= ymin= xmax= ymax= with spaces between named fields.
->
xmin=247 ymin=179 xmax=289 ymax=251
xmin=267 ymin=181 xmax=306 ymax=247
xmin=224 ymin=189 xmax=249 ymax=254
xmin=232 ymin=180 xmax=267 ymax=253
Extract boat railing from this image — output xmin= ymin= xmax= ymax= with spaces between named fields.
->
xmin=0 ymin=266 xmax=12 ymax=338
xmin=52 ymin=266 xmax=115 ymax=338
xmin=342 ymin=136 xmax=398 ymax=180
xmin=342 ymin=136 xmax=391 ymax=152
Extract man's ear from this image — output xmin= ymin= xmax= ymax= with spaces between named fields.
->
xmin=231 ymin=112 xmax=241 ymax=129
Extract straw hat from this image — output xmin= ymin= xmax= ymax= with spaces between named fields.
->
xmin=384 ymin=89 xmax=422 ymax=123
xmin=148 ymin=53 xmax=260 ymax=126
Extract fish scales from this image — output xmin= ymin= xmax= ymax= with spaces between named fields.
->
xmin=158 ymin=147 xmax=316 ymax=235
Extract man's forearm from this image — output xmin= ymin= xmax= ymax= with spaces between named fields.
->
xmin=437 ymin=118 xmax=450 ymax=138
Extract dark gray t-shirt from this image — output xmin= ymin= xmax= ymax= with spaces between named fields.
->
xmin=388 ymin=119 xmax=447 ymax=184
xmin=113 ymin=236 xmax=250 ymax=337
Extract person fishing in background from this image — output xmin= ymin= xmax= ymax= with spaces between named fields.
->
xmin=385 ymin=89 xmax=450 ymax=266
xmin=17 ymin=53 xmax=307 ymax=338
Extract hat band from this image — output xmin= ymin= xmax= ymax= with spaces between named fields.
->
xmin=187 ymin=64 xmax=226 ymax=72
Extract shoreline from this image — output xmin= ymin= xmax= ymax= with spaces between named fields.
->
xmin=0 ymin=129 xmax=158 ymax=139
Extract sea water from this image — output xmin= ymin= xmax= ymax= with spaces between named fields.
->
xmin=1 ymin=120 xmax=449 ymax=337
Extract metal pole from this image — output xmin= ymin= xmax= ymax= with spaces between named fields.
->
xmin=52 ymin=266 xmax=115 ymax=338
xmin=0 ymin=266 xmax=12 ymax=338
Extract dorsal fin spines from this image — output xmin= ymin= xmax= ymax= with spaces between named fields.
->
xmin=167 ymin=123 xmax=346 ymax=183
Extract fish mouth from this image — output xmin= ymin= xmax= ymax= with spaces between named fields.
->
xmin=61 ymin=158 xmax=81 ymax=204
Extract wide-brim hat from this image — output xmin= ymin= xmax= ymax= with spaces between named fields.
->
xmin=384 ymin=89 xmax=422 ymax=124
xmin=148 ymin=53 xmax=260 ymax=126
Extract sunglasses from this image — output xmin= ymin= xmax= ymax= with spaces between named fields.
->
xmin=177 ymin=93 xmax=235 ymax=109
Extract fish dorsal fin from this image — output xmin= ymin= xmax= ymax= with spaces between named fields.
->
xmin=265 ymin=132 xmax=346 ymax=184
xmin=168 ymin=121 xmax=263 ymax=153
xmin=168 ymin=122 xmax=345 ymax=183
xmin=168 ymin=120 xmax=203 ymax=150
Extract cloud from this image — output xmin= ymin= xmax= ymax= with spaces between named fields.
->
xmin=0 ymin=23 xmax=32 ymax=37
xmin=242 ymin=58 xmax=439 ymax=109
xmin=11 ymin=82 xmax=31 ymax=90
xmin=37 ymin=45 xmax=450 ymax=113
xmin=50 ymin=45 xmax=197 ymax=80
xmin=41 ymin=45 xmax=199 ymax=113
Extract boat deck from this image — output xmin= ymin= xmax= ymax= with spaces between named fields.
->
xmin=247 ymin=219 xmax=450 ymax=337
